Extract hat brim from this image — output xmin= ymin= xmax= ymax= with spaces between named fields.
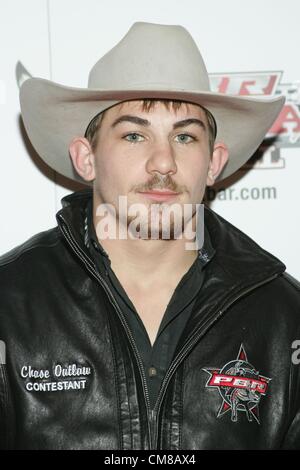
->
xmin=20 ymin=77 xmax=285 ymax=185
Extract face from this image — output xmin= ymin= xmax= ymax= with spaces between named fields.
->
xmin=70 ymin=100 xmax=228 ymax=239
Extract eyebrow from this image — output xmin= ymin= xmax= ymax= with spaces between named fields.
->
xmin=173 ymin=118 xmax=206 ymax=131
xmin=111 ymin=115 xmax=207 ymax=131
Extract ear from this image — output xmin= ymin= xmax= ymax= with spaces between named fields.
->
xmin=69 ymin=137 xmax=95 ymax=182
xmin=206 ymin=142 xmax=229 ymax=186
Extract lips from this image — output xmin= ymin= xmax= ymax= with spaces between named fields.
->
xmin=138 ymin=190 xmax=180 ymax=201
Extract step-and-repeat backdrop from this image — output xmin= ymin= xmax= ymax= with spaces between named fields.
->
xmin=1 ymin=0 xmax=299 ymax=278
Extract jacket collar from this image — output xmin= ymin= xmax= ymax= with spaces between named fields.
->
xmin=56 ymin=188 xmax=286 ymax=287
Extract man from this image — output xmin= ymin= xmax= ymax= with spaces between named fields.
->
xmin=0 ymin=22 xmax=299 ymax=450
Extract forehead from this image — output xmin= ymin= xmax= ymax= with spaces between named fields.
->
xmin=102 ymin=99 xmax=208 ymax=122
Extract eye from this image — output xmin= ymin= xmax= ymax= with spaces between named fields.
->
xmin=175 ymin=134 xmax=196 ymax=144
xmin=123 ymin=132 xmax=145 ymax=143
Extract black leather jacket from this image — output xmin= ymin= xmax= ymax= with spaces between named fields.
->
xmin=0 ymin=189 xmax=300 ymax=450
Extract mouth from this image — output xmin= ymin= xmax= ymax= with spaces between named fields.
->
xmin=137 ymin=190 xmax=180 ymax=202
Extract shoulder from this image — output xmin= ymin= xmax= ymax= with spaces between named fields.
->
xmin=264 ymin=271 xmax=300 ymax=302
xmin=282 ymin=272 xmax=300 ymax=292
xmin=275 ymin=272 xmax=300 ymax=311
xmin=0 ymin=227 xmax=62 ymax=272
xmin=244 ymin=271 xmax=300 ymax=327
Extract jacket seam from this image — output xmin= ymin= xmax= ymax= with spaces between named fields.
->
xmin=174 ymin=369 xmax=182 ymax=451
xmin=0 ymin=230 xmax=61 ymax=268
xmin=124 ymin=352 xmax=133 ymax=449
xmin=0 ymin=365 xmax=13 ymax=449
xmin=0 ymin=365 xmax=6 ymax=448
xmin=106 ymin=309 xmax=123 ymax=450
xmin=168 ymin=385 xmax=173 ymax=448
xmin=178 ymin=363 xmax=184 ymax=450
xmin=282 ymin=273 xmax=300 ymax=292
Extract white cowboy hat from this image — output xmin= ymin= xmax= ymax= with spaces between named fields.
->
xmin=19 ymin=21 xmax=285 ymax=185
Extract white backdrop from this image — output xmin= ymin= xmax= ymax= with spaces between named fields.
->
xmin=1 ymin=0 xmax=300 ymax=278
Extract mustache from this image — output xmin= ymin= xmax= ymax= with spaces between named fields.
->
xmin=134 ymin=174 xmax=183 ymax=193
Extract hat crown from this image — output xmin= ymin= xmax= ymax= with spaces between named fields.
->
xmin=88 ymin=22 xmax=211 ymax=92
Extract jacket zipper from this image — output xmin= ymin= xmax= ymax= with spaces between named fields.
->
xmin=58 ymin=216 xmax=154 ymax=448
xmin=58 ymin=215 xmax=280 ymax=449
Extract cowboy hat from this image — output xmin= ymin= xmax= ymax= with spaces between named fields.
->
xmin=19 ymin=21 xmax=285 ymax=185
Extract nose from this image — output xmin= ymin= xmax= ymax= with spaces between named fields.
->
xmin=145 ymin=140 xmax=177 ymax=177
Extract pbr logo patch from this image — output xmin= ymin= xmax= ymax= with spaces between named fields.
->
xmin=203 ymin=344 xmax=271 ymax=424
